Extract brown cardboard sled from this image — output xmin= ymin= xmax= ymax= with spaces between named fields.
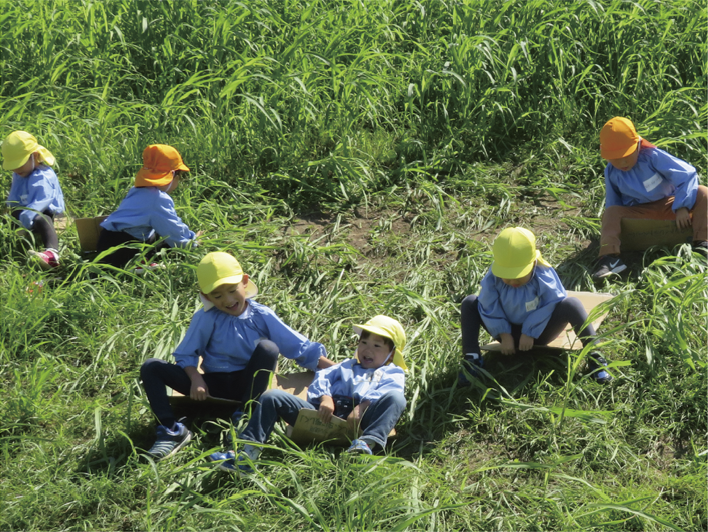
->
xmin=481 ymin=290 xmax=614 ymax=353
xmin=75 ymin=216 xmax=108 ymax=252
xmin=620 ymin=218 xmax=692 ymax=251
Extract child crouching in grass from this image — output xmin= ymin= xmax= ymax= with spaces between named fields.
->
xmin=458 ymin=227 xmax=612 ymax=386
xmin=208 ymin=315 xmax=407 ymax=474
xmin=140 ymin=251 xmax=334 ymax=460
xmin=97 ymin=144 xmax=198 ymax=271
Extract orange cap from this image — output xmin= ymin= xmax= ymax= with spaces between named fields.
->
xmin=134 ymin=144 xmax=190 ymax=187
xmin=600 ymin=117 xmax=640 ymax=160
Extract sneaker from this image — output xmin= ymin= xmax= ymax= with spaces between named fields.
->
xmin=208 ymin=445 xmax=260 ymax=474
xmin=134 ymin=261 xmax=164 ymax=274
xmin=458 ymin=353 xmax=483 ymax=386
xmin=587 ymin=352 xmax=612 ymax=384
xmin=145 ymin=422 xmax=193 ymax=460
xmin=346 ymin=439 xmax=373 ymax=455
xmin=693 ymin=241 xmax=708 ymax=256
xmin=29 ymin=249 xmax=60 ymax=270
xmin=592 ymin=255 xmax=627 ymax=280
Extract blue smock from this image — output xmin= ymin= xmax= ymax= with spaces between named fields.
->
xmin=6 ymin=165 xmax=65 ymax=229
xmin=307 ymin=358 xmax=405 ymax=405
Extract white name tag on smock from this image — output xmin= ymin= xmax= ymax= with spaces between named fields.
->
xmin=643 ymin=173 xmax=662 ymax=192
xmin=525 ymin=297 xmax=539 ymax=312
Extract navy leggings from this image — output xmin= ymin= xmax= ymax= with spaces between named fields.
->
xmin=96 ymin=228 xmax=168 ymax=269
xmin=460 ymin=295 xmax=596 ymax=355
xmin=12 ymin=210 xmax=58 ymax=250
xmin=140 ymin=340 xmax=280 ymax=428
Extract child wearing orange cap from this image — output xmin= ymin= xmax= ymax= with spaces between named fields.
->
xmin=2 ymin=131 xmax=65 ymax=270
xmin=208 ymin=315 xmax=407 ymax=474
xmin=458 ymin=227 xmax=611 ymax=386
xmin=96 ymin=144 xmax=197 ymax=270
xmin=593 ymin=117 xmax=707 ymax=279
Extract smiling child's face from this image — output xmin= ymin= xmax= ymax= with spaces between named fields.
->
xmin=357 ymin=332 xmax=393 ymax=369
xmin=204 ymin=276 xmax=250 ymax=316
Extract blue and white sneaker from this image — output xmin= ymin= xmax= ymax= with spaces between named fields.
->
xmin=458 ymin=353 xmax=484 ymax=386
xmin=146 ymin=422 xmax=192 ymax=460
xmin=346 ymin=439 xmax=373 ymax=455
xmin=588 ymin=352 xmax=612 ymax=384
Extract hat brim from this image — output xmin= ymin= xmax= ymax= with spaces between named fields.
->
xmin=2 ymin=145 xmax=55 ymax=171
xmin=203 ymin=275 xmax=258 ymax=298
xmin=3 ymin=152 xmax=31 ymax=171
xmin=601 ymin=141 xmax=638 ymax=160
xmin=491 ymin=250 xmax=539 ymax=279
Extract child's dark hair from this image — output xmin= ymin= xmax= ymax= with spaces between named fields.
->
xmin=360 ymin=330 xmax=395 ymax=351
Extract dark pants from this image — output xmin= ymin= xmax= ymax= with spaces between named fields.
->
xmin=96 ymin=228 xmax=167 ymax=269
xmin=240 ymin=389 xmax=406 ymax=449
xmin=460 ymin=295 xmax=596 ymax=355
xmin=12 ymin=210 xmax=58 ymax=250
xmin=140 ymin=340 xmax=280 ymax=428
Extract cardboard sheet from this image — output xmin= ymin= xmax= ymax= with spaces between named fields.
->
xmin=75 ymin=216 xmax=108 ymax=252
xmin=288 ymin=409 xmax=354 ymax=445
xmin=620 ymin=218 xmax=692 ymax=251
xmin=481 ymin=290 xmax=614 ymax=352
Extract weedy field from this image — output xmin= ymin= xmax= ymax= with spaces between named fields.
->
xmin=0 ymin=0 xmax=706 ymax=530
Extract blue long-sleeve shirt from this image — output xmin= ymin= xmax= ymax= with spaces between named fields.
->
xmin=6 ymin=165 xmax=65 ymax=229
xmin=173 ymin=300 xmax=326 ymax=373
xmin=307 ymin=358 xmax=405 ymax=406
xmin=478 ymin=265 xmax=567 ymax=339
xmin=100 ymin=187 xmax=195 ymax=247
xmin=604 ymin=146 xmax=698 ymax=212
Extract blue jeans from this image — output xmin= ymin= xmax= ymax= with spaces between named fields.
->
xmin=460 ymin=295 xmax=597 ymax=355
xmin=240 ymin=389 xmax=406 ymax=449
xmin=140 ymin=340 xmax=279 ymax=428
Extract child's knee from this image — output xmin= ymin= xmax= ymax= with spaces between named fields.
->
xmin=140 ymin=358 xmax=166 ymax=380
xmin=382 ymin=390 xmax=407 ymax=410
xmin=256 ymin=339 xmax=279 ymax=363
xmin=461 ymin=294 xmax=479 ymax=312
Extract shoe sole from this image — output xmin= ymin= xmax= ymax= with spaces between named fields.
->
xmin=593 ymin=263 xmax=627 ymax=279
xmin=29 ymin=253 xmax=59 ymax=271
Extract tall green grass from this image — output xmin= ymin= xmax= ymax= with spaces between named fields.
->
xmin=0 ymin=0 xmax=706 ymax=530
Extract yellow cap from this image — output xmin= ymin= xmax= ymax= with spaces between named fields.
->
xmin=197 ymin=252 xmax=258 ymax=297
xmin=2 ymin=131 xmax=55 ymax=170
xmin=135 ymin=144 xmax=190 ymax=187
xmin=491 ymin=227 xmax=551 ymax=279
xmin=600 ymin=117 xmax=640 ymax=159
xmin=353 ymin=315 xmax=407 ymax=370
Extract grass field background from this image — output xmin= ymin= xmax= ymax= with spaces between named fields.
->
xmin=0 ymin=0 xmax=706 ymax=530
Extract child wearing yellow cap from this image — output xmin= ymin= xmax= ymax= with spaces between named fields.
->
xmin=2 ymin=131 xmax=65 ymax=269
xmin=593 ymin=117 xmax=707 ymax=279
xmin=96 ymin=144 xmax=197 ymax=270
xmin=458 ymin=227 xmax=611 ymax=386
xmin=208 ymin=315 xmax=407 ymax=474
xmin=140 ymin=251 xmax=334 ymax=460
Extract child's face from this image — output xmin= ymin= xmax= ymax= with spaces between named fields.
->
xmin=357 ymin=333 xmax=393 ymax=369
xmin=606 ymin=142 xmax=640 ymax=172
xmin=204 ymin=276 xmax=250 ymax=316
xmin=11 ymin=152 xmax=37 ymax=177
xmin=500 ymin=270 xmax=533 ymax=288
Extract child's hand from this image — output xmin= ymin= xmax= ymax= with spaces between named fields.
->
xmin=518 ymin=334 xmax=534 ymax=352
xmin=675 ymin=207 xmax=692 ymax=230
xmin=190 ymin=380 xmax=209 ymax=401
xmin=318 ymin=396 xmax=335 ymax=424
xmin=499 ymin=333 xmax=516 ymax=355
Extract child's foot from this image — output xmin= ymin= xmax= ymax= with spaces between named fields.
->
xmin=208 ymin=445 xmax=260 ymax=474
xmin=592 ymin=255 xmax=627 ymax=280
xmin=146 ymin=422 xmax=193 ymax=460
xmin=587 ymin=352 xmax=612 ymax=384
xmin=29 ymin=249 xmax=60 ymax=270
xmin=346 ymin=439 xmax=373 ymax=455
xmin=457 ymin=353 xmax=483 ymax=386
xmin=134 ymin=261 xmax=164 ymax=274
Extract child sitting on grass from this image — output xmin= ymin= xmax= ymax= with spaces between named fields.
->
xmin=208 ymin=315 xmax=407 ymax=474
xmin=140 ymin=251 xmax=334 ymax=460
xmin=97 ymin=144 xmax=198 ymax=270
xmin=2 ymin=131 xmax=65 ymax=270
xmin=593 ymin=116 xmax=707 ymax=279
xmin=458 ymin=227 xmax=611 ymax=386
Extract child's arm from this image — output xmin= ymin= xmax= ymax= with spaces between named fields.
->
xmin=317 ymin=395 xmax=335 ymax=423
xmin=520 ymin=268 xmax=566 ymax=339
xmin=12 ymin=170 xmax=60 ymax=229
xmin=149 ymin=193 xmax=197 ymax=248
xmin=184 ymin=366 xmax=209 ymax=400
xmin=603 ymin=169 xmax=624 ymax=208
xmin=650 ymin=149 xmax=698 ymax=212
xmin=478 ymin=271 xmax=513 ymax=340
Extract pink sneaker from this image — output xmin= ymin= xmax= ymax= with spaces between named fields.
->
xmin=133 ymin=261 xmax=164 ymax=274
xmin=29 ymin=249 xmax=60 ymax=270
